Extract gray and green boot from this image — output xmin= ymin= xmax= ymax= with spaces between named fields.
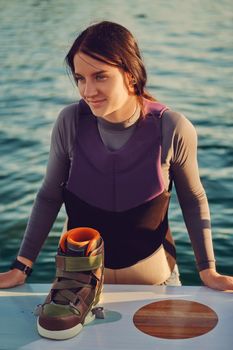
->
xmin=36 ymin=227 xmax=104 ymax=340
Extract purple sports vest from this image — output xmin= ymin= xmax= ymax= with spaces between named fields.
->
xmin=63 ymin=99 xmax=176 ymax=269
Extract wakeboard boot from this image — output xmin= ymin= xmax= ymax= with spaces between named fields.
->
xmin=36 ymin=227 xmax=104 ymax=340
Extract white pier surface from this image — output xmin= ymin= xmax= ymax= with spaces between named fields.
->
xmin=0 ymin=284 xmax=232 ymax=350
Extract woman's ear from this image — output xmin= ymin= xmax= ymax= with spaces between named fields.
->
xmin=125 ymin=72 xmax=137 ymax=94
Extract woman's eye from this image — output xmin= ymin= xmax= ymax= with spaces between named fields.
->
xmin=75 ymin=76 xmax=84 ymax=82
xmin=74 ymin=75 xmax=107 ymax=83
xmin=96 ymin=75 xmax=107 ymax=81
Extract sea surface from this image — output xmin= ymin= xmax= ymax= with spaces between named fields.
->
xmin=0 ymin=0 xmax=232 ymax=285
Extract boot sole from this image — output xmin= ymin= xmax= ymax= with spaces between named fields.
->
xmin=37 ymin=309 xmax=95 ymax=340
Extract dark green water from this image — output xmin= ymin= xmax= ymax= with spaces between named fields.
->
xmin=0 ymin=0 xmax=232 ymax=285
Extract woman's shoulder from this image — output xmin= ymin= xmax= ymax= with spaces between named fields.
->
xmin=57 ymin=99 xmax=90 ymax=122
xmin=162 ymin=108 xmax=197 ymax=137
xmin=52 ymin=100 xmax=92 ymax=153
xmin=160 ymin=108 xmax=198 ymax=166
xmin=59 ymin=102 xmax=79 ymax=116
xmin=143 ymin=99 xmax=196 ymax=134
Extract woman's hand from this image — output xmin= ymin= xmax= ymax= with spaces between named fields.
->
xmin=200 ymin=268 xmax=233 ymax=292
xmin=0 ymin=256 xmax=33 ymax=289
xmin=0 ymin=269 xmax=27 ymax=289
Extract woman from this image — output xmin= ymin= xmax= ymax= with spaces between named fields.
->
xmin=0 ymin=20 xmax=232 ymax=338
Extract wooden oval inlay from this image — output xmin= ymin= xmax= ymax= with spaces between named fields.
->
xmin=133 ymin=299 xmax=218 ymax=339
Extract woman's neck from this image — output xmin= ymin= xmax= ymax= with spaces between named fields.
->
xmin=98 ymin=97 xmax=141 ymax=127
xmin=98 ymin=106 xmax=141 ymax=130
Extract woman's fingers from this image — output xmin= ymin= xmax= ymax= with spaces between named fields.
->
xmin=0 ymin=270 xmax=26 ymax=289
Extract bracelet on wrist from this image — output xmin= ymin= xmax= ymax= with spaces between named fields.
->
xmin=10 ymin=258 xmax=33 ymax=276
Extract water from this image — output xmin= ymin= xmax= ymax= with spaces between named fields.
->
xmin=0 ymin=0 xmax=232 ymax=285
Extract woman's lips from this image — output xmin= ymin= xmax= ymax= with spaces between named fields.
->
xmin=88 ymin=99 xmax=106 ymax=108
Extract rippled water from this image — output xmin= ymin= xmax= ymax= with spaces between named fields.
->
xmin=0 ymin=0 xmax=232 ymax=285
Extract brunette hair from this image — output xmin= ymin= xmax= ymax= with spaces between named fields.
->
xmin=65 ymin=21 xmax=156 ymax=108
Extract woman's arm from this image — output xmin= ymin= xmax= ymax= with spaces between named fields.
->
xmin=165 ymin=111 xmax=233 ymax=291
xmin=0 ymin=104 xmax=77 ymax=288
xmin=17 ymin=106 xmax=74 ymax=261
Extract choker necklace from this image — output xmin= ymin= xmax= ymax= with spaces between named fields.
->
xmin=125 ymin=104 xmax=140 ymax=125
xmin=95 ymin=104 xmax=141 ymax=128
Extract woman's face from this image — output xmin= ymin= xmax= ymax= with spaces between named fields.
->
xmin=73 ymin=52 xmax=137 ymax=122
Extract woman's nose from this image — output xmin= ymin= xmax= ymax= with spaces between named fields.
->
xmin=83 ymin=81 xmax=98 ymax=98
